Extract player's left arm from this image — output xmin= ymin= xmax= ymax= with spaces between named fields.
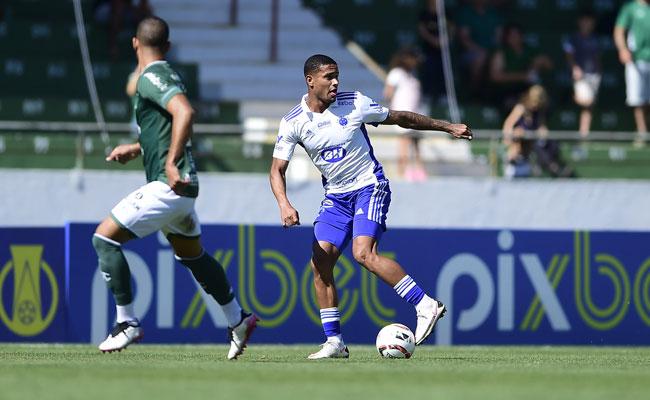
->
xmin=165 ymin=93 xmax=195 ymax=193
xmin=381 ymin=110 xmax=473 ymax=140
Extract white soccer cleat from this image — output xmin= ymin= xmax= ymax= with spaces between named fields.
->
xmin=227 ymin=312 xmax=259 ymax=360
xmin=415 ymin=298 xmax=446 ymax=345
xmin=307 ymin=341 xmax=350 ymax=360
xmin=98 ymin=320 xmax=144 ymax=353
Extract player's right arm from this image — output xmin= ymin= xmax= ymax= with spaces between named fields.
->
xmin=613 ymin=5 xmax=632 ymax=64
xmin=106 ymin=142 xmax=141 ymax=164
xmin=269 ymin=118 xmax=300 ymax=227
xmin=269 ymin=157 xmax=300 ymax=227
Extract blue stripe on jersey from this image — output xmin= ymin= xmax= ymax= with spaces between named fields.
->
xmin=337 ymin=91 xmax=356 ymax=96
xmin=285 ymin=109 xmax=303 ymax=121
xmin=369 ymin=103 xmax=379 ymax=107
xmin=336 ymin=94 xmax=357 ymax=100
xmin=360 ymin=123 xmax=385 ymax=181
xmin=283 ymin=104 xmax=301 ymax=120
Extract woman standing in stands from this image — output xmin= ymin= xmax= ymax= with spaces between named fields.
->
xmin=384 ymin=48 xmax=427 ymax=182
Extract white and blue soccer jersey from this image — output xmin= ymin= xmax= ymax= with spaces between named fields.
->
xmin=273 ymin=91 xmax=389 ymax=194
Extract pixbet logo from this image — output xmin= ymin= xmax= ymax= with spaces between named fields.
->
xmin=435 ymin=231 xmax=650 ymax=345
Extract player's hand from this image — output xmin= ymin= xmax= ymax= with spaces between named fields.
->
xmin=165 ymin=163 xmax=190 ymax=195
xmin=618 ymin=49 xmax=633 ymax=64
xmin=448 ymin=124 xmax=473 ymax=141
xmin=280 ymin=205 xmax=300 ymax=228
xmin=106 ymin=144 xmax=139 ymax=164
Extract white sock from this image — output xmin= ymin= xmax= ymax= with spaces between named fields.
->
xmin=116 ymin=303 xmax=136 ymax=323
xmin=222 ymin=298 xmax=243 ymax=327
xmin=416 ymin=294 xmax=435 ymax=311
xmin=327 ymin=334 xmax=343 ymax=344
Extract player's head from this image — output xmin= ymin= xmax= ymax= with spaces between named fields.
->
xmin=133 ymin=16 xmax=170 ymax=55
xmin=304 ymin=54 xmax=339 ymax=105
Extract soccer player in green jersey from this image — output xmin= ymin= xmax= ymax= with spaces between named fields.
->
xmin=614 ymin=0 xmax=650 ymax=144
xmin=92 ymin=16 xmax=257 ymax=359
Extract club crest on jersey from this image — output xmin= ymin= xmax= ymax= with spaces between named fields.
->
xmin=321 ymin=146 xmax=346 ymax=163
xmin=338 ymin=117 xmax=348 ymax=126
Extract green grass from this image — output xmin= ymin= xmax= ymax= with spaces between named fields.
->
xmin=1 ymin=344 xmax=649 ymax=400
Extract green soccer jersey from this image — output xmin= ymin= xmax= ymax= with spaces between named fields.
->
xmin=616 ymin=0 xmax=650 ymax=61
xmin=134 ymin=61 xmax=199 ymax=197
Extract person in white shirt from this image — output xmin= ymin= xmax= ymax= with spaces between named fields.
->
xmin=384 ymin=48 xmax=427 ymax=181
xmin=269 ymin=54 xmax=472 ymax=359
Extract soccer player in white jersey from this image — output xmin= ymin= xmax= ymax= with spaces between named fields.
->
xmin=270 ymin=54 xmax=472 ymax=359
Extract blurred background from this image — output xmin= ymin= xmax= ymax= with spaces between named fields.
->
xmin=1 ymin=0 xmax=647 ymax=181
xmin=2 ymin=0 xmax=650 ymax=346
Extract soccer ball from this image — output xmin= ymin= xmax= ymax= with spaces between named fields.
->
xmin=375 ymin=323 xmax=415 ymax=359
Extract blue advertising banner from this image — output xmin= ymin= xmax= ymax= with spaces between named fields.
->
xmin=64 ymin=224 xmax=650 ymax=345
xmin=0 ymin=228 xmax=66 ymax=342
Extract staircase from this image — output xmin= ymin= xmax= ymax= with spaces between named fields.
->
xmin=151 ymin=0 xmax=383 ymax=117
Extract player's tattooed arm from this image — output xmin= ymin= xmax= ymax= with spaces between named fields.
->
xmin=382 ymin=110 xmax=473 ymax=140
xmin=105 ymin=142 xmax=141 ymax=164
xmin=270 ymin=157 xmax=300 ymax=227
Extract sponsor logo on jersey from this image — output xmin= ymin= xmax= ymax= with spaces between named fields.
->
xmin=338 ymin=117 xmax=348 ymax=126
xmin=338 ymin=101 xmax=353 ymax=106
xmin=0 ymin=245 xmax=59 ymax=336
xmin=321 ymin=146 xmax=347 ymax=163
xmin=277 ymin=135 xmax=283 ymax=143
xmin=317 ymin=120 xmax=332 ymax=128
xmin=143 ymin=72 xmax=168 ymax=91
xmin=321 ymin=199 xmax=334 ymax=208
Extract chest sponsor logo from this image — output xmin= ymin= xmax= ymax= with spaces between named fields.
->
xmin=317 ymin=121 xmax=331 ymax=129
xmin=321 ymin=146 xmax=347 ymax=163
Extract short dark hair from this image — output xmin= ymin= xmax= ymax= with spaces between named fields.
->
xmin=304 ymin=54 xmax=337 ymax=76
xmin=136 ymin=16 xmax=169 ymax=48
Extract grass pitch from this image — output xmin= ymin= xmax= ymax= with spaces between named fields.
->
xmin=1 ymin=344 xmax=648 ymax=400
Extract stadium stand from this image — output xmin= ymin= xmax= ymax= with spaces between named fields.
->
xmin=0 ymin=0 xmax=647 ymax=178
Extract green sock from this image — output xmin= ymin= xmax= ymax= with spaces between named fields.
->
xmin=177 ymin=251 xmax=235 ymax=305
xmin=92 ymin=234 xmax=133 ymax=305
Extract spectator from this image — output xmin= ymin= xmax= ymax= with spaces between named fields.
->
xmin=384 ymin=48 xmax=427 ymax=182
xmin=563 ymin=9 xmax=601 ymax=160
xmin=417 ymin=0 xmax=452 ymax=104
xmin=94 ymin=0 xmax=153 ymax=60
xmin=489 ymin=23 xmax=553 ymax=112
xmin=614 ymin=0 xmax=650 ymax=147
xmin=502 ymin=85 xmax=574 ymax=178
xmin=457 ymin=0 xmax=504 ymax=96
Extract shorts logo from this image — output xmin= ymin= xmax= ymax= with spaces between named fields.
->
xmin=0 ymin=245 xmax=59 ymax=336
xmin=321 ymin=146 xmax=347 ymax=163
xmin=338 ymin=117 xmax=348 ymax=126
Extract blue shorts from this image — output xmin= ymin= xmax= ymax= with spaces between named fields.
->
xmin=314 ymin=181 xmax=391 ymax=251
